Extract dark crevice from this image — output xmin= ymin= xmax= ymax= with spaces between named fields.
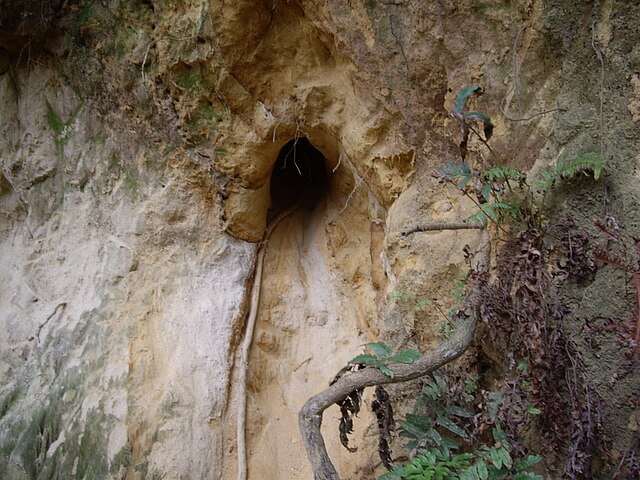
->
xmin=269 ymin=137 xmax=329 ymax=220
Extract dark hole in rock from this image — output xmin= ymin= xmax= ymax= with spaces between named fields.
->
xmin=269 ymin=137 xmax=329 ymax=219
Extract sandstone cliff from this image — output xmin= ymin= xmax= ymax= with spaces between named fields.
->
xmin=0 ymin=1 xmax=638 ymax=479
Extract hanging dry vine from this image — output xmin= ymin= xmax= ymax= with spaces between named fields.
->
xmin=371 ymin=385 xmax=395 ymax=470
xmin=330 ymin=364 xmax=365 ymax=453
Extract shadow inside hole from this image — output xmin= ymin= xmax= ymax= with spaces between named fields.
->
xmin=269 ymin=138 xmax=329 ymax=219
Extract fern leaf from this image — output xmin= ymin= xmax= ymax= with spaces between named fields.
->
xmin=422 ymin=382 xmax=442 ymax=401
xmin=400 ymin=416 xmax=432 ymax=439
xmin=490 ymin=202 xmax=521 ymax=220
xmin=366 ymin=341 xmax=394 ymax=357
xmin=448 ymin=405 xmax=473 ymax=418
xmin=379 ymin=365 xmax=396 ymax=378
xmin=557 ymin=152 xmax=604 ymax=180
xmin=468 ymin=210 xmax=489 ymax=228
xmin=436 ymin=415 xmax=469 ymax=439
xmin=442 ymin=162 xmax=477 ymax=190
xmin=514 ymin=455 xmax=542 ymax=471
xmin=514 ymin=473 xmax=544 ymax=480
xmin=387 ymin=349 xmax=422 ymax=364
xmin=532 ymin=170 xmax=557 ymax=191
xmin=350 ymin=354 xmax=377 ymax=365
xmin=434 ymin=374 xmax=448 ymax=393
xmin=484 ymin=166 xmax=522 ymax=182
xmin=479 ymin=203 xmax=500 ymax=223
xmin=426 ymin=427 xmax=443 ymax=444
xmin=481 ymin=183 xmax=492 ymax=202
xmin=442 ymin=161 xmax=471 ymax=178
xmin=468 ymin=202 xmax=519 ymax=227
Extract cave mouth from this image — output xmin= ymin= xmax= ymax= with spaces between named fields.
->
xmin=269 ymin=137 xmax=330 ymax=219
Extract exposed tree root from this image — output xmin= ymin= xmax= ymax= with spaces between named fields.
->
xmin=299 ymin=230 xmax=490 ymax=480
xmin=236 ymin=203 xmax=300 ymax=480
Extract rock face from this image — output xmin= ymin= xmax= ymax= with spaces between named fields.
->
xmin=0 ymin=1 xmax=638 ymax=479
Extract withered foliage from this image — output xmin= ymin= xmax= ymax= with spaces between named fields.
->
xmin=481 ymin=229 xmax=566 ymax=428
xmin=371 ymin=386 xmax=395 ymax=470
xmin=592 ymin=217 xmax=640 ymax=359
xmin=614 ymin=436 xmax=640 ymax=480
xmin=477 ymin=226 xmax=609 ymax=476
xmin=552 ymin=217 xmax=597 ymax=282
xmin=325 ymin=215 xmax=635 ymax=478
xmin=473 ymin=217 xmax=640 ymax=478
xmin=330 ymin=369 xmax=396 ymax=466
xmin=330 ymin=364 xmax=364 ymax=453
xmin=563 ymin=339 xmax=605 ymax=479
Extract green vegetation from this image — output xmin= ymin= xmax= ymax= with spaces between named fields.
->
xmin=317 ymin=86 xmax=611 ymax=480
xmin=442 ymin=85 xmax=603 ymax=229
xmin=441 ymin=152 xmax=603 ymax=229
xmin=350 ymin=342 xmax=421 ymax=378
xmin=381 ymin=374 xmax=543 ymax=480
xmin=381 ymin=442 xmax=542 ymax=480
xmin=399 ymin=374 xmax=473 ymax=450
xmin=449 ymin=85 xmax=494 ymax=161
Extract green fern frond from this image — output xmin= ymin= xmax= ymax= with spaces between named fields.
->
xmin=532 ymin=170 xmax=557 ymax=191
xmin=468 ymin=210 xmax=489 ymax=228
xmin=442 ymin=162 xmax=478 ymax=190
xmin=483 ymin=166 xmax=523 ymax=182
xmin=442 ymin=162 xmax=472 ymax=177
xmin=468 ymin=202 xmax=520 ymax=227
xmin=366 ymin=342 xmax=394 ymax=357
xmin=556 ymin=152 xmax=603 ymax=180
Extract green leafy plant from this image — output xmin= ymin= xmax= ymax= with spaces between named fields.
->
xmin=450 ymin=85 xmax=494 ymax=159
xmin=399 ymin=374 xmax=472 ymax=452
xmin=443 ymin=87 xmax=604 ymax=230
xmin=350 ymin=342 xmax=421 ymax=378
xmin=441 ymin=162 xmax=523 ymax=228
xmin=314 ymin=88 xmax=607 ymax=479
xmin=442 ymin=152 xmax=603 ymax=229
xmin=384 ymin=369 xmax=545 ymax=480
xmin=381 ymin=428 xmax=543 ymax=480
xmin=380 ymin=447 xmax=474 ymax=480
xmin=533 ymin=153 xmax=604 ymax=209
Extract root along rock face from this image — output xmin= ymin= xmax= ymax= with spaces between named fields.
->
xmin=234 ymin=137 xmax=377 ymax=479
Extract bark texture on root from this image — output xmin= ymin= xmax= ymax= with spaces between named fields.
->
xmin=400 ymin=222 xmax=483 ymax=237
xmin=298 ymin=231 xmax=489 ymax=480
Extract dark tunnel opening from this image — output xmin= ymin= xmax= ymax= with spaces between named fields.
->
xmin=269 ymin=138 xmax=330 ymax=220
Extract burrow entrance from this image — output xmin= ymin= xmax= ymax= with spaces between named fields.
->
xmin=268 ymin=137 xmax=330 ymax=219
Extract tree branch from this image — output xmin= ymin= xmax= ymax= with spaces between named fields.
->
xmin=401 ymin=222 xmax=483 ymax=237
xmin=298 ymin=231 xmax=490 ymax=480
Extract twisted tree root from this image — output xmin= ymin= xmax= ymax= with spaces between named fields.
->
xmin=298 ymin=230 xmax=490 ymax=480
